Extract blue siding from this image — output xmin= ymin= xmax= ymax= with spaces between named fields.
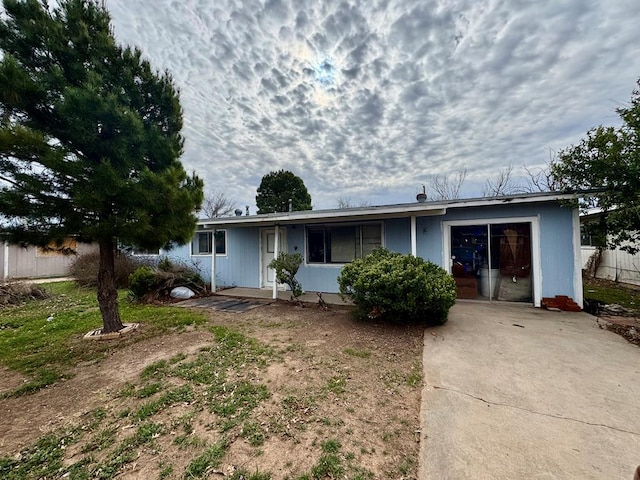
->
xmin=218 ymin=227 xmax=260 ymax=288
xmin=538 ymin=206 xmax=576 ymax=298
xmin=166 ymin=227 xmax=260 ymax=288
xmin=384 ymin=218 xmax=411 ymax=253
xmin=162 ymin=243 xmax=191 ymax=266
xmin=286 ymin=225 xmax=305 ymax=256
xmin=417 ymin=216 xmax=444 ymax=263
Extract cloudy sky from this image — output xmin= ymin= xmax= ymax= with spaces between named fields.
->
xmin=106 ymin=0 xmax=640 ymax=210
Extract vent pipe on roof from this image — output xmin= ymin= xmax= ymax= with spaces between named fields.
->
xmin=416 ymin=185 xmax=427 ymax=203
xmin=245 ymin=206 xmax=250 ymax=216
xmin=234 ymin=208 xmax=243 ymax=216
xmin=288 ymin=198 xmax=293 ymax=212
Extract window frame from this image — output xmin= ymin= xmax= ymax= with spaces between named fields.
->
xmin=580 ymin=225 xmax=605 ymax=248
xmin=191 ymin=229 xmax=227 ymax=256
xmin=305 ymin=222 xmax=383 ymax=265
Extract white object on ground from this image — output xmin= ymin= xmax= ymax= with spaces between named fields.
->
xmin=170 ymin=286 xmax=195 ymax=299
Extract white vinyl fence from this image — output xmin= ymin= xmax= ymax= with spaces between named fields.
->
xmin=582 ymin=246 xmax=640 ymax=287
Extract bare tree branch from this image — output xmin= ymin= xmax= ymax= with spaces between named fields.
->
xmin=483 ymin=163 xmax=524 ymax=196
xmin=337 ymin=196 xmax=352 ymax=209
xmin=336 ymin=196 xmax=371 ymax=209
xmin=201 ymin=190 xmax=237 ymax=218
xmin=429 ymin=168 xmax=467 ymax=200
xmin=522 ymin=153 xmax=561 ymax=192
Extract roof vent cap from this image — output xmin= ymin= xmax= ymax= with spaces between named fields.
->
xmin=416 ymin=185 xmax=427 ymax=203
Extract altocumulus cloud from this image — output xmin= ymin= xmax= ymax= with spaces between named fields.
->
xmin=106 ymin=0 xmax=640 ymax=208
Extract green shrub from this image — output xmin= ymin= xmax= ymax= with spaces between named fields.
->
xmin=268 ymin=252 xmax=303 ymax=300
xmin=337 ymin=248 xmax=456 ymax=325
xmin=129 ymin=266 xmax=159 ymax=299
xmin=68 ymin=251 xmax=140 ymax=288
xmin=128 ymin=259 xmax=206 ymax=301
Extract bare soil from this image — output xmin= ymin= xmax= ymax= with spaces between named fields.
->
xmin=583 ymin=277 xmax=640 ymax=347
xmin=0 ymin=301 xmax=424 ymax=479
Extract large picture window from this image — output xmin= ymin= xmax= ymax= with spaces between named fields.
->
xmin=191 ymin=230 xmax=226 ymax=255
xmin=307 ymin=224 xmax=381 ymax=264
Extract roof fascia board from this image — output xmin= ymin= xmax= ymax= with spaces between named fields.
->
xmin=200 ymin=208 xmax=447 ymax=228
xmin=199 ymin=192 xmax=579 ymax=228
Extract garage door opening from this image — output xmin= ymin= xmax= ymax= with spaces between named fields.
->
xmin=450 ymin=222 xmax=532 ymax=302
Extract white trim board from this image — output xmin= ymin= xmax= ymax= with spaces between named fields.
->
xmin=572 ymin=209 xmax=584 ymax=308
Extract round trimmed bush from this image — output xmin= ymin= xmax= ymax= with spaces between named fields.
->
xmin=337 ymin=248 xmax=457 ymax=325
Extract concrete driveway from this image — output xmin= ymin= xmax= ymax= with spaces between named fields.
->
xmin=419 ymin=302 xmax=640 ymax=480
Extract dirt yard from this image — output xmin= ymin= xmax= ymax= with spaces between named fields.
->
xmin=0 ymin=301 xmax=424 ymax=479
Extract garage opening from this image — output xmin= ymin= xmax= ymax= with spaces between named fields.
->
xmin=450 ymin=222 xmax=532 ymax=302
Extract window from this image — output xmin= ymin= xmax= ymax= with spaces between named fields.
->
xmin=307 ymin=224 xmax=381 ymax=264
xmin=192 ymin=230 xmax=226 ymax=255
xmin=580 ymin=225 xmax=605 ymax=247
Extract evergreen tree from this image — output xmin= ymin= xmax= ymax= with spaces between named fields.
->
xmin=0 ymin=0 xmax=203 ymax=332
xmin=256 ymin=170 xmax=312 ymax=214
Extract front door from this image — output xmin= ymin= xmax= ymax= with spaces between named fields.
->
xmin=261 ymin=228 xmax=286 ymax=288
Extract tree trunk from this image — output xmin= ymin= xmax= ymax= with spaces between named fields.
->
xmin=97 ymin=238 xmax=124 ymax=333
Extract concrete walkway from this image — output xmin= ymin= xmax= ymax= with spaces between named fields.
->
xmin=215 ymin=287 xmax=352 ymax=306
xmin=419 ymin=302 xmax=640 ymax=479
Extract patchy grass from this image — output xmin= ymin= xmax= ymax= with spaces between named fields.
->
xmin=289 ymin=439 xmax=374 ymax=480
xmin=133 ymin=385 xmax=194 ymax=420
xmin=1 ymin=324 xmax=277 ymax=478
xmin=0 ymin=429 xmax=81 ymax=479
xmin=183 ymin=439 xmax=229 ymax=478
xmin=406 ymin=362 xmax=423 ymax=387
xmin=344 ymin=347 xmax=371 ymax=358
xmin=0 ymin=301 xmax=423 ymax=479
xmin=583 ymin=277 xmax=640 ymax=312
xmin=325 ymin=375 xmax=347 ymax=395
xmin=0 ymin=281 xmax=206 ymax=397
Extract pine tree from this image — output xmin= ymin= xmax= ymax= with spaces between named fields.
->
xmin=0 ymin=0 xmax=203 ymax=333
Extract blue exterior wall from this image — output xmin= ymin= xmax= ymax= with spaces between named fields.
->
xmin=167 ymin=201 xmax=578 ymax=300
xmin=417 ymin=202 xmax=576 ymax=299
xmin=218 ymin=227 xmax=261 ymax=288
xmin=166 ymin=227 xmax=260 ymax=288
xmin=385 ymin=218 xmax=411 ymax=254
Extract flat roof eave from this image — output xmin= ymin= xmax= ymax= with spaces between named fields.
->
xmin=198 ymin=191 xmax=582 ymax=228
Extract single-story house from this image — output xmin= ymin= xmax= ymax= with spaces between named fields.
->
xmin=164 ymin=191 xmax=584 ymax=308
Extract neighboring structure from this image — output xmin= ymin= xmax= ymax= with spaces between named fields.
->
xmin=165 ymin=192 xmax=584 ymax=308
xmin=580 ymin=210 xmax=640 ymax=287
xmin=1 ymin=237 xmax=98 ymax=281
